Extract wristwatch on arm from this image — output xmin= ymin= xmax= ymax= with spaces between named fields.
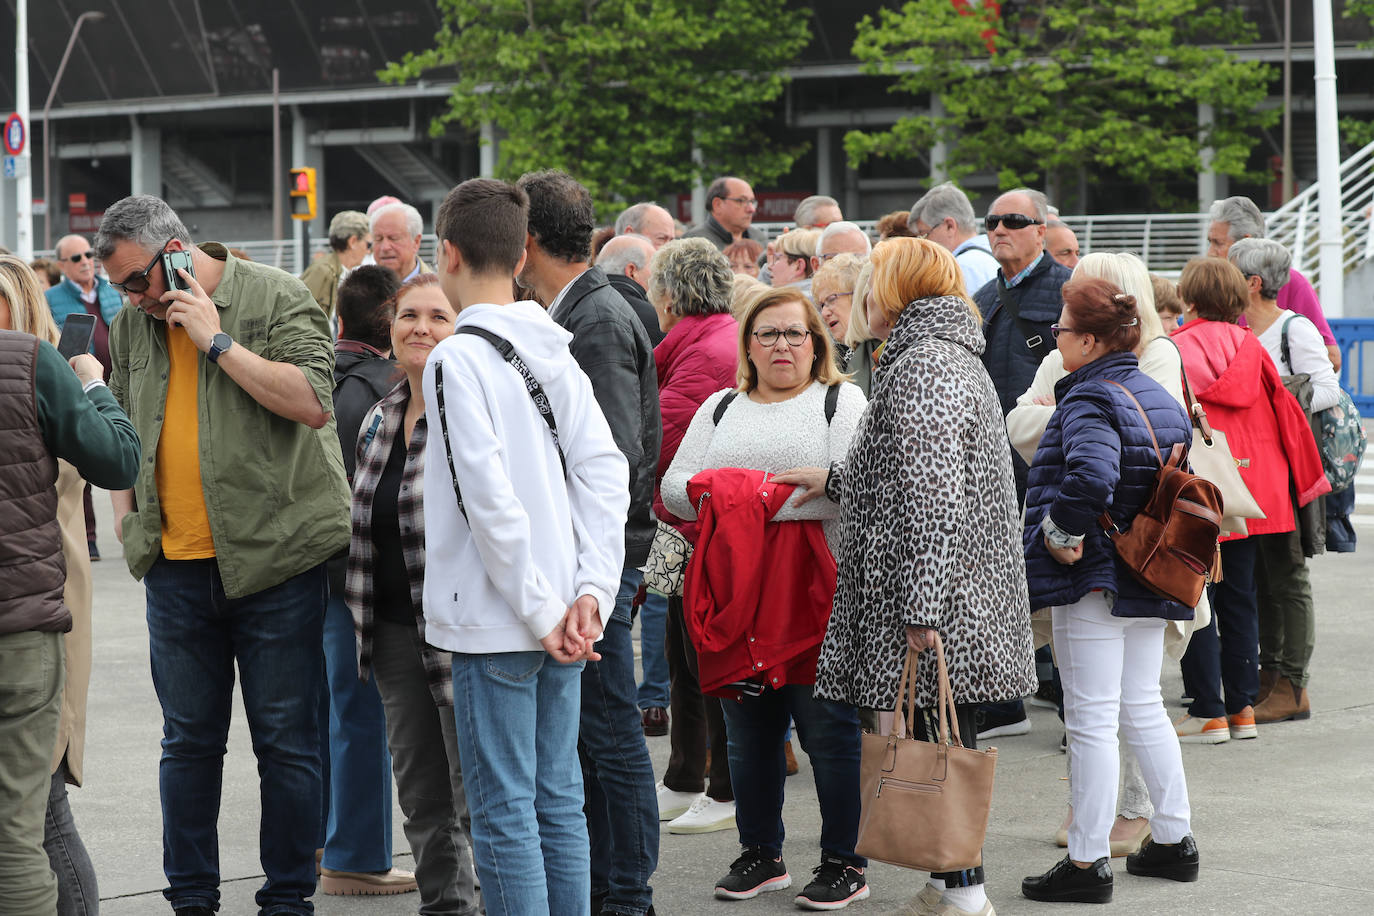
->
xmin=207 ymin=332 xmax=234 ymax=364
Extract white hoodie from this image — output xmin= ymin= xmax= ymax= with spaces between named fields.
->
xmin=420 ymin=300 xmax=629 ymax=654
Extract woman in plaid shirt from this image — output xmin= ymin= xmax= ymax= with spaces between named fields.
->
xmin=344 ymin=274 xmax=481 ymax=915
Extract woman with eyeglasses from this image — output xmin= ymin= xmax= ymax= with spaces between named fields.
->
xmin=811 ymin=253 xmax=866 ymax=369
xmin=815 ymin=238 xmax=1036 ymax=916
xmin=1020 ymin=277 xmax=1200 ymax=905
xmin=660 ymin=285 xmax=868 ymax=909
xmin=769 ymin=228 xmax=821 ymax=298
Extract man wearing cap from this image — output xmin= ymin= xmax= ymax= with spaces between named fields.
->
xmin=301 ymin=211 xmax=372 ymax=315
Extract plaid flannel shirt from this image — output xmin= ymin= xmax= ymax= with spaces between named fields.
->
xmin=344 ymin=379 xmax=454 ymax=707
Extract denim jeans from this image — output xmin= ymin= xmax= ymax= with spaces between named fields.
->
xmin=636 ymin=590 xmax=670 ymax=710
xmin=718 ymin=684 xmax=865 ymax=868
xmin=45 ymin=761 xmax=98 ymax=916
xmin=0 ymin=630 xmax=64 ymax=916
xmin=1182 ymin=537 xmax=1259 ymax=718
xmin=145 ymin=557 xmax=325 ymax=916
xmin=581 ymin=568 xmax=658 ymax=915
xmin=451 ymin=651 xmax=588 ymax=916
xmin=318 ymin=592 xmax=393 ymax=873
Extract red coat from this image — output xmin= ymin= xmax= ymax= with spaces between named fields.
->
xmin=1172 ymin=319 xmax=1331 ymax=537
xmin=683 ymin=468 xmax=837 ymax=699
xmin=653 ymin=313 xmax=739 ymax=543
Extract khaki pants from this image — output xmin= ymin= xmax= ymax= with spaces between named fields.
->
xmin=0 ymin=630 xmax=64 ymax=916
xmin=1256 ymin=529 xmax=1316 ymax=687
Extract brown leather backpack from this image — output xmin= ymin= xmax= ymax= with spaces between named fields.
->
xmin=1098 ymin=381 xmax=1223 ymax=609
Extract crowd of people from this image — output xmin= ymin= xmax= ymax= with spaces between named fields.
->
xmin=0 ymin=168 xmax=1352 ymax=916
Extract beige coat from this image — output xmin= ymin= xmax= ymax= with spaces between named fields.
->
xmin=52 ymin=460 xmax=92 ymax=784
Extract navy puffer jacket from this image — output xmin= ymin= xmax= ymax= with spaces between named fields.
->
xmin=1023 ymin=351 xmax=1194 ymax=619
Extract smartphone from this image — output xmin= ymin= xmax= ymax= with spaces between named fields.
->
xmin=162 ymin=249 xmax=196 ymax=291
xmin=57 ymin=313 xmax=97 ymax=360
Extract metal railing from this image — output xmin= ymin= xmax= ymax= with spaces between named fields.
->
xmin=1267 ymin=139 xmax=1374 ymax=290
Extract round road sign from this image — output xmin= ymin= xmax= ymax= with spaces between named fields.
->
xmin=3 ymin=114 xmax=24 ymax=156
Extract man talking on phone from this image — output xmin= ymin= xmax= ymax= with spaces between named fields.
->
xmin=98 ymin=195 xmax=350 ymax=916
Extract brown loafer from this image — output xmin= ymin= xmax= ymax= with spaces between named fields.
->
xmin=642 ymin=706 xmax=669 ymax=736
xmin=320 ymin=867 xmax=418 ymax=896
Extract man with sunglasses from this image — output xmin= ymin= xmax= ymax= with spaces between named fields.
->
xmin=99 ymin=195 xmax=350 ymax=916
xmin=684 ymin=176 xmax=766 ymax=251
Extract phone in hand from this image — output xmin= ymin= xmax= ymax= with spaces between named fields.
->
xmin=57 ymin=313 xmax=97 ymax=360
xmin=161 ymin=249 xmax=196 ymax=291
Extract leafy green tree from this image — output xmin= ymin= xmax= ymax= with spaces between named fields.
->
xmin=1341 ymin=0 xmax=1374 ymax=148
xmin=845 ymin=0 xmax=1278 ymax=208
xmin=382 ymin=0 xmax=810 ymax=216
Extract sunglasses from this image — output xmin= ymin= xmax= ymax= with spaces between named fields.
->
xmin=985 ymin=213 xmax=1044 ymax=232
xmin=111 ymin=237 xmax=173 ymax=295
xmin=67 ymin=251 xmax=95 ymax=264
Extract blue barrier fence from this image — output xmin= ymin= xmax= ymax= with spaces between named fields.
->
xmin=1330 ymin=318 xmax=1374 ymax=414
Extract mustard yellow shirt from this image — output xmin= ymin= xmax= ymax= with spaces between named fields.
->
xmin=154 ymin=324 xmax=215 ymax=559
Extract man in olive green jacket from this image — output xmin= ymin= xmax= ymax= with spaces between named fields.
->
xmin=100 ymin=195 xmax=350 ymax=916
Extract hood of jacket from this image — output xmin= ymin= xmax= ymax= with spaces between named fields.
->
xmin=880 ymin=295 xmax=986 ymax=366
xmin=1172 ymin=319 xmax=1267 ymax=410
xmin=452 ymin=300 xmax=577 ymax=382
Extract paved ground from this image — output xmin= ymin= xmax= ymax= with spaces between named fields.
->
xmin=74 ymin=487 xmax=1374 ymax=916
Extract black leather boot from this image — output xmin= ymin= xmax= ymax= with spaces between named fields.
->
xmin=1021 ymin=854 xmax=1113 ymax=904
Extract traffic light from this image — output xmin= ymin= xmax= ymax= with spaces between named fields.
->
xmin=289 ymin=167 xmax=317 ymax=221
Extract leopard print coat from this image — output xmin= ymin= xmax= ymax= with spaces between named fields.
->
xmin=814 ymin=295 xmax=1037 ymax=710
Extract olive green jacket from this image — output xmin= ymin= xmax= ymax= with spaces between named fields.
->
xmin=109 ymin=243 xmax=350 ymax=598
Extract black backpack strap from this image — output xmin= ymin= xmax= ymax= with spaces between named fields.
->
xmin=824 ymin=382 xmax=840 ymax=424
xmin=433 ymin=327 xmax=568 ymax=520
xmin=1279 ymin=314 xmax=1297 ymax=375
xmin=995 ymin=278 xmax=1051 ymax=360
xmin=712 ymin=390 xmax=740 ymax=425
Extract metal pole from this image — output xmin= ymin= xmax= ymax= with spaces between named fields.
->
xmin=1282 ymin=0 xmax=1293 ymax=204
xmin=42 ymin=12 xmax=104 ymax=250
xmin=272 ymin=69 xmax=282 ymax=243
xmin=16 ymin=0 xmax=32 ymax=258
xmin=1312 ymin=0 xmax=1343 ymax=316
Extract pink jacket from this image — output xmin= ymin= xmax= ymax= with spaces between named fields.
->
xmin=653 ymin=312 xmax=739 ymax=541
xmin=1172 ymin=319 xmax=1331 ymax=537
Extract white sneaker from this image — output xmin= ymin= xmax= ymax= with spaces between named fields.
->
xmin=667 ymin=794 xmax=736 ymax=834
xmin=656 ymin=782 xmax=701 ymax=821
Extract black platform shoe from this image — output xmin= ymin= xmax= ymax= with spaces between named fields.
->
xmin=1022 ymin=854 xmax=1113 ymax=904
xmin=1126 ymin=834 xmax=1200 ymax=882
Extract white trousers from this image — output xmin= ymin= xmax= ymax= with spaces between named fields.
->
xmin=1053 ymin=592 xmax=1192 ymax=862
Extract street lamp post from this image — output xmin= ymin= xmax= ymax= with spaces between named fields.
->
xmin=42 ymin=11 xmax=105 ymax=251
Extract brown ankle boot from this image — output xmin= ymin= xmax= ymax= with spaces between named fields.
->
xmin=1257 ymin=668 xmax=1279 ymax=705
xmin=1253 ymin=676 xmax=1311 ymax=723
xmin=784 ymin=739 xmax=800 ymax=776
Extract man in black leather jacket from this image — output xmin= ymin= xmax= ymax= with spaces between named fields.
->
xmin=517 ymin=169 xmax=662 ymax=916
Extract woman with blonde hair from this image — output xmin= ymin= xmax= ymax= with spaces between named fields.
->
xmin=769 ymin=228 xmax=822 ymax=294
xmin=662 ymin=284 xmax=868 ymax=908
xmin=841 ymin=260 xmax=880 ymax=396
xmin=811 ymin=253 xmax=866 ymax=367
xmin=0 ymin=255 xmax=106 ymax=914
xmin=815 ymin=239 xmax=1036 ymax=916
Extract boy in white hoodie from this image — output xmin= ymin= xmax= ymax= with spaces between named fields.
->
xmin=421 ymin=178 xmax=630 ymax=916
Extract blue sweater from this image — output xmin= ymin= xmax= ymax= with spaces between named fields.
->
xmin=45 ymin=276 xmax=123 ymax=329
xmin=1022 ymin=351 xmax=1194 ymax=619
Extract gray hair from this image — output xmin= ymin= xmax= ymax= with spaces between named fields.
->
xmin=369 ymin=201 xmax=424 ymax=238
xmin=794 ymin=195 xmax=840 ymax=228
xmin=596 ymin=234 xmax=653 ymax=275
xmin=94 ymin=195 xmax=192 ymax=260
xmin=909 ymin=182 xmax=977 ymax=234
xmin=995 ymin=187 xmax=1050 ymax=222
xmin=647 ymin=237 xmax=733 ymax=318
xmin=817 ymin=221 xmax=872 ymax=257
xmin=1209 ymin=196 xmax=1266 ymax=240
xmin=614 ymin=202 xmax=658 ymax=236
xmin=1228 ymin=237 xmax=1291 ymax=299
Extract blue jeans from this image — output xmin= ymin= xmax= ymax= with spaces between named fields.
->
xmin=1182 ymin=537 xmax=1259 ymax=718
xmin=145 ymin=557 xmax=325 ymax=916
xmin=636 ymin=590 xmax=670 ymax=710
xmin=718 ymin=685 xmax=865 ymax=868
xmin=451 ymin=651 xmax=588 ymax=916
xmin=582 ymin=569 xmax=658 ymax=915
xmin=318 ymin=592 xmax=393 ymax=872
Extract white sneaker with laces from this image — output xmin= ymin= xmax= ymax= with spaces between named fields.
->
xmin=655 ymin=782 xmax=701 ymax=821
xmin=667 ymin=794 xmax=736 ymax=834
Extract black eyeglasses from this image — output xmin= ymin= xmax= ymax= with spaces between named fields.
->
xmin=1049 ymin=324 xmax=1079 ymax=339
xmin=725 ymin=196 xmax=758 ymax=208
xmin=753 ymin=327 xmax=810 ymax=347
xmin=111 ymin=237 xmax=173 ymax=294
xmin=67 ymin=251 xmax=95 ymax=264
xmin=985 ymin=213 xmax=1044 ymax=232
